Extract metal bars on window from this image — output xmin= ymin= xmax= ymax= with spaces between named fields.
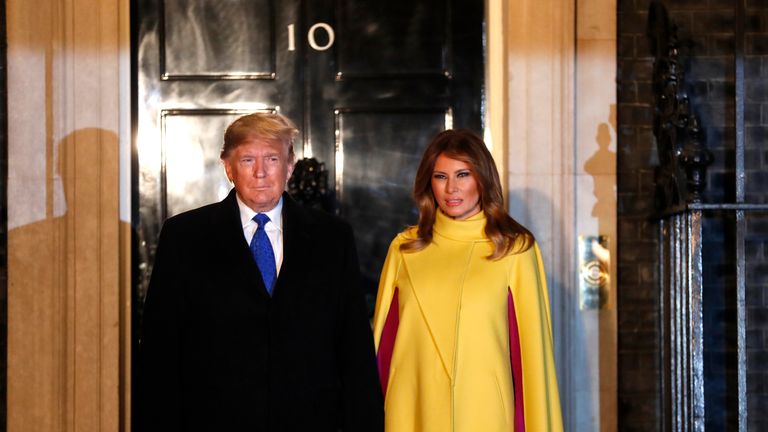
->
xmin=733 ymin=0 xmax=747 ymax=429
xmin=659 ymin=212 xmax=705 ymax=432
xmin=650 ymin=1 xmax=768 ymax=431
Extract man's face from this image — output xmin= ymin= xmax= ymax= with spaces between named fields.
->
xmin=223 ymin=138 xmax=294 ymax=212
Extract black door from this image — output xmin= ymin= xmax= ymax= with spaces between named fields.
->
xmin=134 ymin=0 xmax=484 ymax=313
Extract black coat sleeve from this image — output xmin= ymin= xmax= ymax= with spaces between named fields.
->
xmin=337 ymin=223 xmax=385 ymax=431
xmin=137 ymin=221 xmax=184 ymax=432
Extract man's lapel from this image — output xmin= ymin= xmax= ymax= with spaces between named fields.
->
xmin=218 ymin=188 xmax=271 ymax=299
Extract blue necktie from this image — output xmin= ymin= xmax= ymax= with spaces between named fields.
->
xmin=250 ymin=213 xmax=277 ymax=295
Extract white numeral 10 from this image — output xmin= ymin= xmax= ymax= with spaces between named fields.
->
xmin=287 ymin=23 xmax=336 ymax=52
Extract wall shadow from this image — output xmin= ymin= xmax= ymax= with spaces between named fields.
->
xmin=507 ymin=187 xmax=583 ymax=428
xmin=6 ymin=128 xmax=120 ymax=429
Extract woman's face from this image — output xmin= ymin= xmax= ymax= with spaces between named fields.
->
xmin=431 ymin=153 xmax=481 ymax=220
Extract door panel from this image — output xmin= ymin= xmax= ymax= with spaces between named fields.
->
xmin=135 ymin=0 xmax=484 ymax=313
xmin=335 ymin=109 xmax=449 ymax=293
xmin=161 ymin=0 xmax=276 ymax=79
xmin=336 ymin=0 xmax=448 ymax=77
xmin=160 ymin=109 xmax=275 ymax=218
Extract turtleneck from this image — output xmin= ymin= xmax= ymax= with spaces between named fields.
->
xmin=433 ymin=209 xmax=488 ymax=242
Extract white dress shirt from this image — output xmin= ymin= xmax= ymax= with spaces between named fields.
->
xmin=236 ymin=195 xmax=284 ymax=274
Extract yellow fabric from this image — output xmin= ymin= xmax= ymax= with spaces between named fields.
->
xmin=373 ymin=210 xmax=563 ymax=432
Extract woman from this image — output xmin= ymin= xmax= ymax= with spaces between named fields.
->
xmin=373 ymin=129 xmax=563 ymax=431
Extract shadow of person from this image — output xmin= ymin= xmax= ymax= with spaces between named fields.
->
xmin=10 ymin=126 xmax=119 ymax=300
xmin=584 ymin=122 xmax=617 ymax=224
xmin=7 ymin=128 xmax=119 ymax=429
xmin=582 ymin=104 xmax=619 ymax=430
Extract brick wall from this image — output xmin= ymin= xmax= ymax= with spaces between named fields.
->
xmin=618 ymin=0 xmax=768 ymax=430
xmin=743 ymin=0 xmax=768 ymax=427
xmin=618 ymin=0 xmax=661 ymax=429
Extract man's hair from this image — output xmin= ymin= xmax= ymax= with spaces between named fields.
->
xmin=220 ymin=112 xmax=299 ymax=160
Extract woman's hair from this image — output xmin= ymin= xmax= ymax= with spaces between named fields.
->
xmin=220 ymin=112 xmax=299 ymax=160
xmin=401 ymin=129 xmax=534 ymax=259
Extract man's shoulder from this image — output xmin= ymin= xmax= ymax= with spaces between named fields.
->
xmin=292 ymin=204 xmax=351 ymax=234
xmin=282 ymin=195 xmax=349 ymax=232
xmin=161 ymin=199 xmax=230 ymax=235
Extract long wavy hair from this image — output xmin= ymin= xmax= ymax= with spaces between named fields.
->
xmin=401 ymin=129 xmax=534 ymax=259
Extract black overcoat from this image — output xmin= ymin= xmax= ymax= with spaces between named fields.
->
xmin=138 ymin=190 xmax=384 ymax=431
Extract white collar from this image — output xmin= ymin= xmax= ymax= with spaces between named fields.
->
xmin=236 ymin=194 xmax=284 ymax=232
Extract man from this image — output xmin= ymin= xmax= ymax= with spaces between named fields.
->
xmin=139 ymin=113 xmax=384 ymax=431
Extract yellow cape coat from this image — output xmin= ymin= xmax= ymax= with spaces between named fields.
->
xmin=372 ymin=210 xmax=563 ymax=431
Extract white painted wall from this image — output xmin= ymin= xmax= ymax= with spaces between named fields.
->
xmin=488 ymin=0 xmax=617 ymax=430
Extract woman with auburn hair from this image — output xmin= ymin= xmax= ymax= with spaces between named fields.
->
xmin=373 ymin=129 xmax=563 ymax=432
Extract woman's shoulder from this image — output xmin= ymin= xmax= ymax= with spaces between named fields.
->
xmin=389 ymin=225 xmax=417 ymax=241
xmin=382 ymin=226 xmax=416 ymax=250
xmin=400 ymin=225 xmax=419 ymax=240
xmin=500 ymin=234 xmax=539 ymax=261
xmin=388 ymin=226 xmax=418 ymax=247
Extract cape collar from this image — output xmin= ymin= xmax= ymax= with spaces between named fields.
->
xmin=433 ymin=209 xmax=487 ymax=242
